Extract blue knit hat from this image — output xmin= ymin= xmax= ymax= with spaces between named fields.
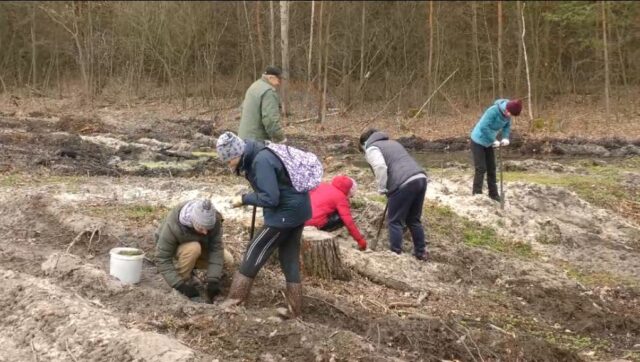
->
xmin=216 ymin=132 xmax=245 ymax=162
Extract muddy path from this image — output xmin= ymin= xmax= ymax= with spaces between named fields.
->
xmin=1 ymin=116 xmax=640 ymax=361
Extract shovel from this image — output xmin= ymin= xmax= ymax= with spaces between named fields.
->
xmin=370 ymin=202 xmax=388 ymax=251
xmin=498 ymin=145 xmax=505 ymax=210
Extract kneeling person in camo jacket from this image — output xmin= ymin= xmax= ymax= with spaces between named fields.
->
xmin=154 ymin=198 xmax=225 ymax=300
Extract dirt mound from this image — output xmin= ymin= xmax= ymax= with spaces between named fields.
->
xmin=0 ymin=268 xmax=204 ymax=361
xmin=429 ymin=177 xmax=640 ymax=280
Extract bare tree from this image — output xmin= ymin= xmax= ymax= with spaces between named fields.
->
xmin=30 ymin=3 xmax=37 ymax=88
xmin=269 ymin=1 xmax=275 ymax=65
xmin=515 ymin=1 xmax=524 ymax=96
xmin=255 ymin=2 xmax=265 ymax=67
xmin=472 ymin=2 xmax=482 ymax=107
xmin=307 ymin=1 xmax=315 ymax=83
xmin=280 ymin=1 xmax=289 ymax=117
xmin=243 ymin=1 xmax=257 ymax=79
xmin=426 ymin=1 xmax=434 ymax=96
xmin=497 ymin=1 xmax=503 ymax=96
xmin=359 ymin=2 xmax=366 ymax=83
xmin=601 ymin=0 xmax=611 ymax=119
xmin=521 ymin=2 xmax=533 ymax=121
xmin=320 ymin=3 xmax=331 ymax=123
xmin=40 ymin=3 xmax=91 ymax=97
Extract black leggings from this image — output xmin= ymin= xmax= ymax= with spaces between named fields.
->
xmin=471 ymin=140 xmax=498 ymax=197
xmin=239 ymin=225 xmax=303 ymax=283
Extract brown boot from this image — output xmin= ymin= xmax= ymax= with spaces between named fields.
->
xmin=285 ymin=282 xmax=302 ymax=318
xmin=219 ymin=272 xmax=254 ymax=309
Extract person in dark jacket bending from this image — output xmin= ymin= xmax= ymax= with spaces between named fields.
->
xmin=216 ymin=131 xmax=311 ymax=318
xmin=360 ymin=129 xmax=429 ymax=261
xmin=155 ymin=198 xmax=224 ymax=300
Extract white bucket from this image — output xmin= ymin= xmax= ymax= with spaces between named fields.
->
xmin=109 ymin=247 xmax=145 ymax=284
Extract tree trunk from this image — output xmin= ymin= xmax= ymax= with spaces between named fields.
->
xmin=483 ymin=3 xmax=496 ymax=100
xmin=269 ymin=1 xmax=275 ymax=65
xmin=521 ymin=3 xmax=533 ymax=122
xmin=426 ymin=1 xmax=434 ymax=97
xmin=279 ymin=1 xmax=289 ymax=117
xmin=316 ymin=1 xmax=324 ymax=119
xmin=515 ymin=1 xmax=523 ymax=96
xmin=243 ymin=1 xmax=257 ymax=80
xmin=320 ymin=3 xmax=331 ymax=123
xmin=601 ymin=1 xmax=610 ymax=120
xmin=300 ymin=228 xmax=350 ymax=281
xmin=497 ymin=1 xmax=503 ymax=96
xmin=307 ymin=1 xmax=315 ymax=83
xmin=472 ymin=1 xmax=482 ymax=107
xmin=255 ymin=2 xmax=265 ymax=67
xmin=30 ymin=3 xmax=37 ymax=88
xmin=359 ymin=2 xmax=366 ymax=83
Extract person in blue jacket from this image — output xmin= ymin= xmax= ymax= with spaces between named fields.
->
xmin=470 ymin=99 xmax=522 ymax=201
xmin=215 ymin=131 xmax=311 ymax=318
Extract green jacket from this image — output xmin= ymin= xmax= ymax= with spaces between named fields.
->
xmin=238 ymin=77 xmax=284 ymax=142
xmin=154 ymin=201 xmax=224 ymax=288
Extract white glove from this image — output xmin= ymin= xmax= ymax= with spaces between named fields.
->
xmin=500 ymin=139 xmax=510 ymax=147
xmin=492 ymin=140 xmax=501 ymax=148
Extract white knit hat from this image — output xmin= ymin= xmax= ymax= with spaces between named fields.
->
xmin=216 ymin=132 xmax=245 ymax=162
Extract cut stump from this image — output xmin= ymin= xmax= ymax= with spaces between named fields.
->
xmin=301 ymin=227 xmax=351 ymax=281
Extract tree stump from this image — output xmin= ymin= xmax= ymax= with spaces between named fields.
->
xmin=301 ymin=227 xmax=351 ymax=281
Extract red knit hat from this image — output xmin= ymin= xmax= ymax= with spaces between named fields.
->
xmin=506 ymin=99 xmax=522 ymax=116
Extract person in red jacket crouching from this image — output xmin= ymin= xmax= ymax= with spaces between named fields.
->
xmin=305 ymin=175 xmax=368 ymax=251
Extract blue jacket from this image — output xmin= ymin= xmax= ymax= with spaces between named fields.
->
xmin=240 ymin=140 xmax=311 ymax=228
xmin=470 ymin=99 xmax=512 ymax=147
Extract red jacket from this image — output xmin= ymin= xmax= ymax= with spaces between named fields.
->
xmin=305 ymin=176 xmax=366 ymax=249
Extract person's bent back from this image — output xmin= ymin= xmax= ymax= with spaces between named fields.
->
xmin=306 ymin=175 xmax=367 ymax=251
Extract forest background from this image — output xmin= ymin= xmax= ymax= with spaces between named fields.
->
xmin=0 ymin=1 xmax=638 ymax=139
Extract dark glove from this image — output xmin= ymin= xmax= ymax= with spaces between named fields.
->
xmin=175 ymin=283 xmax=199 ymax=298
xmin=206 ymin=281 xmax=221 ymax=299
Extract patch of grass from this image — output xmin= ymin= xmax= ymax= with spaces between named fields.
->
xmin=89 ymin=204 xmax=169 ymax=224
xmin=498 ymin=315 xmax=610 ymax=355
xmin=542 ymin=332 xmax=609 ymax=354
xmin=462 ymin=221 xmax=534 ymax=258
xmin=0 ymin=173 xmax=25 ymax=187
xmin=191 ymin=151 xmax=217 ymax=158
xmin=504 ymin=169 xmax=634 ymax=211
xmin=350 ymin=196 xmax=368 ymax=210
xmin=123 ymin=205 xmax=167 ymax=222
xmin=364 ymin=194 xmax=387 ymax=204
xmin=423 ymin=201 xmax=535 ymax=259
xmin=140 ymin=160 xmax=201 ymax=170
xmin=563 ymin=264 xmax=638 ymax=288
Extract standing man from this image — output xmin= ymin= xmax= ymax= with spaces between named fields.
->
xmin=238 ymin=66 xmax=286 ymax=143
xmin=359 ymin=129 xmax=429 ymax=261
xmin=155 ymin=198 xmax=225 ymax=301
xmin=470 ymin=99 xmax=521 ymax=201
xmin=216 ymin=132 xmax=311 ymax=318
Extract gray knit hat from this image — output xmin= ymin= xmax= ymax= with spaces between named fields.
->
xmin=216 ymin=132 xmax=246 ymax=162
xmin=191 ymin=199 xmax=217 ymax=230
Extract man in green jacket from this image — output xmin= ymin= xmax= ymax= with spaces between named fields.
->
xmin=238 ymin=66 xmax=285 ymax=143
xmin=154 ymin=198 xmax=225 ymax=300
